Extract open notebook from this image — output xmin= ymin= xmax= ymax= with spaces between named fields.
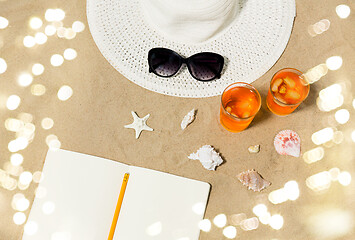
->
xmin=23 ymin=149 xmax=210 ymax=240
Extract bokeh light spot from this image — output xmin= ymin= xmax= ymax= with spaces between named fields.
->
xmin=23 ymin=36 xmax=36 ymax=48
xmin=45 ymin=25 xmax=56 ymax=36
xmin=52 ymin=21 xmax=63 ymax=29
xmin=213 ymin=214 xmax=227 ymax=228
xmin=198 ymin=219 xmax=211 ymax=232
xmin=192 ymin=202 xmax=206 ymax=215
xmin=35 ymin=186 xmax=47 ymax=199
xmin=329 ymin=168 xmax=341 ymax=181
xmin=334 ymin=109 xmax=350 ymax=124
xmin=223 ymin=226 xmax=237 ymax=239
xmin=57 ymin=85 xmax=73 ymax=101
xmin=63 ymin=48 xmax=77 ymax=60
xmin=31 ymin=84 xmax=46 ymax=96
xmin=13 ymin=212 xmax=26 ymax=225
xmin=240 ymin=217 xmax=259 ymax=231
xmin=230 ymin=213 xmax=246 ymax=225
xmin=303 ymin=147 xmax=324 ymax=164
xmin=56 ymin=27 xmax=66 ymax=38
xmin=5 ymin=118 xmax=24 ymax=132
xmin=35 ymin=32 xmax=47 ymax=45
xmin=33 ymin=171 xmax=44 ymax=183
xmin=42 ymin=201 xmax=55 ymax=215
xmin=306 ymin=171 xmax=331 ymax=192
xmin=259 ymin=212 xmax=271 ymax=225
xmin=253 ymin=204 xmax=267 ymax=217
xmin=18 ymin=73 xmax=33 ymax=87
xmin=332 ymin=131 xmax=344 ymax=144
xmin=45 ymin=9 xmax=65 ymax=22
xmin=41 ymin=117 xmax=54 ymax=130
xmin=312 ymin=127 xmax=334 ymax=145
xmin=268 ymin=188 xmax=288 ymax=204
xmin=0 ymin=58 xmax=7 ymax=74
xmin=351 ymin=130 xmax=355 ymax=143
xmin=0 ymin=16 xmax=9 ymax=29
xmin=11 ymin=153 xmax=24 ymax=166
xmin=19 ymin=171 xmax=32 ymax=185
xmin=32 ymin=63 xmax=44 ymax=75
xmin=145 ymin=221 xmax=162 ymax=236
xmin=18 ymin=113 xmax=33 ymax=123
xmin=72 ymin=21 xmax=85 ymax=32
xmin=29 ymin=17 xmax=43 ymax=29
xmin=6 ymin=95 xmax=21 ymax=110
xmin=270 ymin=215 xmax=284 ymax=230
xmin=336 ymin=5 xmax=351 ymax=19
xmin=64 ymin=28 xmax=76 ymax=39
xmin=338 ymin=172 xmax=351 ymax=186
xmin=16 ymin=197 xmax=30 ymax=211
xmin=317 ymin=84 xmax=344 ymax=112
xmin=48 ymin=139 xmax=61 ymax=150
xmin=283 ymin=181 xmax=299 ymax=201
xmin=326 ymin=56 xmax=343 ymax=71
xmin=11 ymin=193 xmax=25 ymax=210
xmin=24 ymin=221 xmax=38 ymax=236
xmin=50 ymin=54 xmax=64 ymax=67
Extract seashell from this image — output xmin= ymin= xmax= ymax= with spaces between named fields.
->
xmin=237 ymin=169 xmax=271 ymax=192
xmin=248 ymin=145 xmax=260 ymax=153
xmin=181 ymin=109 xmax=196 ymax=130
xmin=274 ymin=130 xmax=301 ymax=157
xmin=188 ymin=145 xmax=223 ymax=171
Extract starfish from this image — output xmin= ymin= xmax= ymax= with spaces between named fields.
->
xmin=124 ymin=111 xmax=153 ymax=139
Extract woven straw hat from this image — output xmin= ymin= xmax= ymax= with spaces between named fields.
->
xmin=87 ymin=0 xmax=296 ymax=98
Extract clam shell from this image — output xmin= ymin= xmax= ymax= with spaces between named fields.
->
xmin=237 ymin=169 xmax=271 ymax=192
xmin=274 ymin=130 xmax=301 ymax=157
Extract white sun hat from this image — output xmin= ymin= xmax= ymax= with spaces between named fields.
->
xmin=87 ymin=0 xmax=296 ymax=98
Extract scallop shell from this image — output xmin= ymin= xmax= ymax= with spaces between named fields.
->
xmin=181 ymin=109 xmax=196 ymax=130
xmin=237 ymin=169 xmax=271 ymax=192
xmin=274 ymin=130 xmax=301 ymax=157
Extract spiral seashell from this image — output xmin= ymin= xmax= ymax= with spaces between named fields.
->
xmin=237 ymin=169 xmax=271 ymax=192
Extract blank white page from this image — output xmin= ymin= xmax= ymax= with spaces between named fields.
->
xmin=114 ymin=166 xmax=210 ymax=240
xmin=23 ymin=149 xmax=129 ymax=240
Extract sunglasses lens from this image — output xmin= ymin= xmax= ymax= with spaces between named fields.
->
xmin=149 ymin=48 xmax=181 ymax=77
xmin=188 ymin=53 xmax=224 ymax=81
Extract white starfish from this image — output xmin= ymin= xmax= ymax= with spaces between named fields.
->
xmin=124 ymin=111 xmax=153 ymax=139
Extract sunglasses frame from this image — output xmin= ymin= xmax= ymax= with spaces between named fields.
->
xmin=148 ymin=48 xmax=224 ymax=82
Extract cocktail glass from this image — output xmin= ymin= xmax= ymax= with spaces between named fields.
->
xmin=220 ymin=82 xmax=261 ymax=132
xmin=266 ymin=68 xmax=310 ymax=116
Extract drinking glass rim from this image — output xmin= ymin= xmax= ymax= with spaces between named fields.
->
xmin=269 ymin=68 xmax=310 ymax=107
xmin=221 ymin=82 xmax=261 ymax=120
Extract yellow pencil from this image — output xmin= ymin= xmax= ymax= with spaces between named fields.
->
xmin=108 ymin=173 xmax=130 ymax=240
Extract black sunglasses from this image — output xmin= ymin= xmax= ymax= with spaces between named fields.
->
xmin=148 ymin=48 xmax=224 ymax=82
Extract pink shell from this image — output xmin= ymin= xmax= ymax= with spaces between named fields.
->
xmin=274 ymin=130 xmax=301 ymax=157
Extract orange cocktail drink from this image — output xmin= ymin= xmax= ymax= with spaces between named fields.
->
xmin=220 ymin=82 xmax=261 ymax=132
xmin=266 ymin=68 xmax=310 ymax=116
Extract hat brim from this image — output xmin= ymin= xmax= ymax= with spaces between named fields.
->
xmin=87 ymin=0 xmax=296 ymax=98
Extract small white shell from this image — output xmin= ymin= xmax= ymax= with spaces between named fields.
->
xmin=248 ymin=145 xmax=260 ymax=153
xmin=237 ymin=169 xmax=271 ymax=192
xmin=181 ymin=109 xmax=196 ymax=130
xmin=188 ymin=145 xmax=223 ymax=171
